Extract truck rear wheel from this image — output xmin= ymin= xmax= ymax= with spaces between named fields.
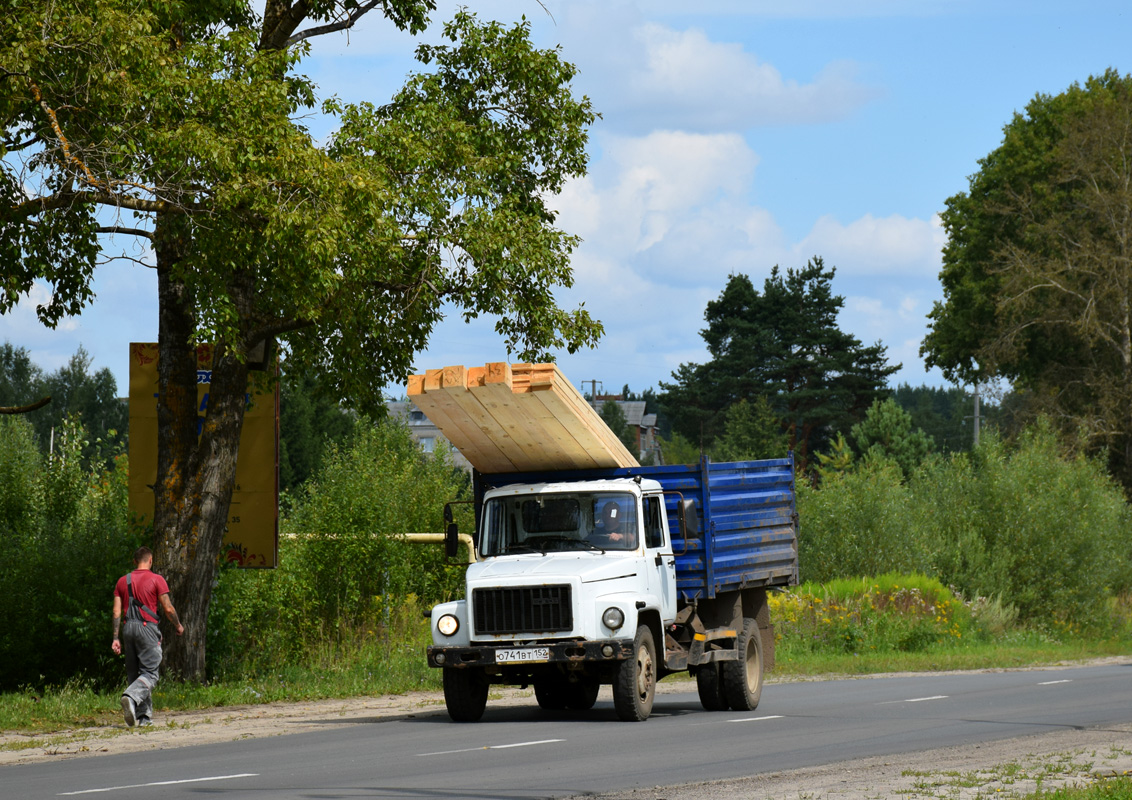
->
xmin=565 ymin=679 xmax=600 ymax=710
xmin=722 ymin=619 xmax=763 ymax=711
xmin=534 ymin=678 xmax=568 ymax=710
xmin=696 ymin=663 xmax=729 ymax=711
xmin=613 ymin=625 xmax=656 ymax=721
xmin=443 ymin=667 xmax=489 ymax=722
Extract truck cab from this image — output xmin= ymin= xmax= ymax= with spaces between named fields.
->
xmin=428 ymin=478 xmax=675 ymax=721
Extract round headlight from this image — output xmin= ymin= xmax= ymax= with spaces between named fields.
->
xmin=437 ymin=613 xmax=460 ymax=636
xmin=602 ymin=607 xmax=625 ymax=631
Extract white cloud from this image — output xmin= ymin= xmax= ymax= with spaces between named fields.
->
xmin=560 ymin=10 xmax=879 ymax=133
xmin=557 ymin=130 xmax=768 ymax=287
xmin=794 ymin=212 xmax=944 ymax=277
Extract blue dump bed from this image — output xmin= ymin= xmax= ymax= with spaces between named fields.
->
xmin=474 ymin=455 xmax=798 ymax=601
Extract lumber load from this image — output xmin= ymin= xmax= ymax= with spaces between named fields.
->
xmin=406 ymin=362 xmax=639 ymax=473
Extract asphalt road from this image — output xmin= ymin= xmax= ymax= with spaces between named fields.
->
xmin=11 ymin=662 xmax=1132 ymax=800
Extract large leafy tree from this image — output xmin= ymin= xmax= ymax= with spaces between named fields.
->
xmin=661 ymin=258 xmax=898 ymax=466
xmin=1 ymin=0 xmax=600 ymax=680
xmin=922 ymin=70 xmax=1132 ymax=485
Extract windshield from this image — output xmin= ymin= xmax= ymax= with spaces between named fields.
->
xmin=481 ymin=491 xmax=639 ymax=556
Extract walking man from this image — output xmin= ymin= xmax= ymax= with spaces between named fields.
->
xmin=111 ymin=546 xmax=183 ymax=727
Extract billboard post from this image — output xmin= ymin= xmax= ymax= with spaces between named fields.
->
xmin=128 ymin=342 xmax=279 ymax=568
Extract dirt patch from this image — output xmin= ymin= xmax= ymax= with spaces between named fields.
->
xmin=5 ymin=659 xmax=1131 ymax=800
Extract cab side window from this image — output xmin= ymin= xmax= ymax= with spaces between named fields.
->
xmin=643 ymin=496 xmax=664 ymax=549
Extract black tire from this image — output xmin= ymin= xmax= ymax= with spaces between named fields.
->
xmin=695 ymin=663 xmax=729 ymax=711
xmin=613 ymin=625 xmax=657 ymax=721
xmin=565 ymin=680 xmax=600 ymax=710
xmin=722 ymin=619 xmax=763 ymax=711
xmin=443 ymin=667 xmax=489 ymax=722
xmin=534 ymin=678 xmax=568 ymax=710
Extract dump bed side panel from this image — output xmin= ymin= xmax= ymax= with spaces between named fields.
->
xmin=474 ymin=455 xmax=798 ymax=601
xmin=657 ymin=458 xmax=797 ymax=601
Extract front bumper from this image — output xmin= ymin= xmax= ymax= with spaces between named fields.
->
xmin=427 ymin=638 xmax=634 ymax=669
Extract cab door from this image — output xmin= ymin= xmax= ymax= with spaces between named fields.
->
xmin=642 ymin=494 xmax=676 ymax=624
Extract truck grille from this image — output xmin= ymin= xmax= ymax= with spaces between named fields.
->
xmin=472 ymin=585 xmax=573 ymax=635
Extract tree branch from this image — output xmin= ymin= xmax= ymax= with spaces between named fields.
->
xmin=11 ymin=189 xmax=170 ymax=220
xmin=0 ymin=397 xmax=51 ymax=415
xmin=283 ymin=1 xmax=382 ymax=48
xmin=97 ymin=225 xmax=154 ymax=239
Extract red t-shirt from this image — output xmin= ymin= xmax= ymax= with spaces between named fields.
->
xmin=114 ymin=570 xmax=169 ymax=624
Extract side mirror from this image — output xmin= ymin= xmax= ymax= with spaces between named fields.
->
xmin=680 ymin=498 xmax=700 ymax=538
xmin=444 ymin=504 xmax=458 ymax=559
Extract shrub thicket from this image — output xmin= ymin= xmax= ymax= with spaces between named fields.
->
xmin=770 ymin=573 xmax=976 ymax=657
xmin=797 ymin=422 xmax=1132 ymax=631
xmin=207 ymin=417 xmax=469 ymax=679
xmin=0 ymin=416 xmax=140 ymax=690
xmin=797 ymin=457 xmax=925 ymax=582
xmin=916 ymin=424 xmax=1131 ymax=629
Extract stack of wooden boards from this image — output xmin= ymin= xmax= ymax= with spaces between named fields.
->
xmin=407 ymin=362 xmax=639 ymax=474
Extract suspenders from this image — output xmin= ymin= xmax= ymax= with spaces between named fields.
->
xmin=126 ymin=573 xmax=160 ymax=624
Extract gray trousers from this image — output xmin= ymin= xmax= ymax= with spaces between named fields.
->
xmin=121 ymin=619 xmax=162 ymax=722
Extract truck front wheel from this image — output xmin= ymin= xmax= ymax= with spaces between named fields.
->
xmin=613 ymin=625 xmax=656 ymax=721
xmin=722 ymin=618 xmax=763 ymax=711
xmin=443 ymin=667 xmax=489 ymax=722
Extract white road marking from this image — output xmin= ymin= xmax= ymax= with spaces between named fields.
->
xmin=1038 ymin=680 xmax=1072 ymax=685
xmin=418 ymin=739 xmax=564 ymax=757
xmin=59 ymin=773 xmax=258 ymax=796
xmin=729 ymin=715 xmax=784 ymax=723
xmin=880 ymin=695 xmax=950 ymax=704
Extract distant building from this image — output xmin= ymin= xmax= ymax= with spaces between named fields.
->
xmin=385 ymin=401 xmax=472 ymax=471
xmin=588 ymin=396 xmax=661 ymax=463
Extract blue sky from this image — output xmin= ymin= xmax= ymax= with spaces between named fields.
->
xmin=4 ymin=0 xmax=1129 ymax=398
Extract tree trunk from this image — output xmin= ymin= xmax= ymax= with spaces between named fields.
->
xmin=151 ymin=216 xmax=250 ymax=682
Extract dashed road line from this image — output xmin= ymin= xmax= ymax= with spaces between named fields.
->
xmin=418 ymin=739 xmax=564 ymax=757
xmin=59 ymin=773 xmax=258 ymax=796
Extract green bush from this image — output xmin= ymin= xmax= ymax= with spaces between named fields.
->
xmin=797 ymin=421 xmax=1132 ymax=631
xmin=207 ymin=417 xmax=469 ymax=678
xmin=797 ymin=457 xmax=927 ymax=584
xmin=0 ymin=416 xmax=140 ymax=691
xmin=770 ymin=573 xmax=976 ymax=657
xmin=915 ymin=424 xmax=1132 ymax=631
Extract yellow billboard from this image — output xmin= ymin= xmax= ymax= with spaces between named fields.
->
xmin=128 ymin=342 xmax=279 ymax=568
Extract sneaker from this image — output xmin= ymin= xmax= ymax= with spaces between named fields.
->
xmin=120 ymin=695 xmax=136 ymax=727
xmin=137 ymin=718 xmax=153 ymax=727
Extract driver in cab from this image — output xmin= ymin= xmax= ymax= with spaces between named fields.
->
xmin=594 ymin=500 xmax=636 ymax=548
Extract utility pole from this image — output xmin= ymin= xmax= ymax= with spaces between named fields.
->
xmin=583 ymin=379 xmax=603 ymax=402
xmin=972 ymin=384 xmax=981 ymax=448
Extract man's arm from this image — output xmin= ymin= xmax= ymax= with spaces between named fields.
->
xmin=111 ymin=594 xmax=122 ymax=654
xmin=159 ymin=593 xmax=184 ymax=636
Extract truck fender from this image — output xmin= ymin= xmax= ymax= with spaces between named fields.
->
xmin=593 ymin=592 xmax=644 ymax=639
xmin=429 ymin=599 xmax=470 ymax=647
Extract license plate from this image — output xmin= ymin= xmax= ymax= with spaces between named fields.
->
xmin=496 ymin=647 xmax=550 ymax=663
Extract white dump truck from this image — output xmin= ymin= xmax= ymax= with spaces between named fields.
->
xmin=426 ymin=456 xmax=798 ymax=721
